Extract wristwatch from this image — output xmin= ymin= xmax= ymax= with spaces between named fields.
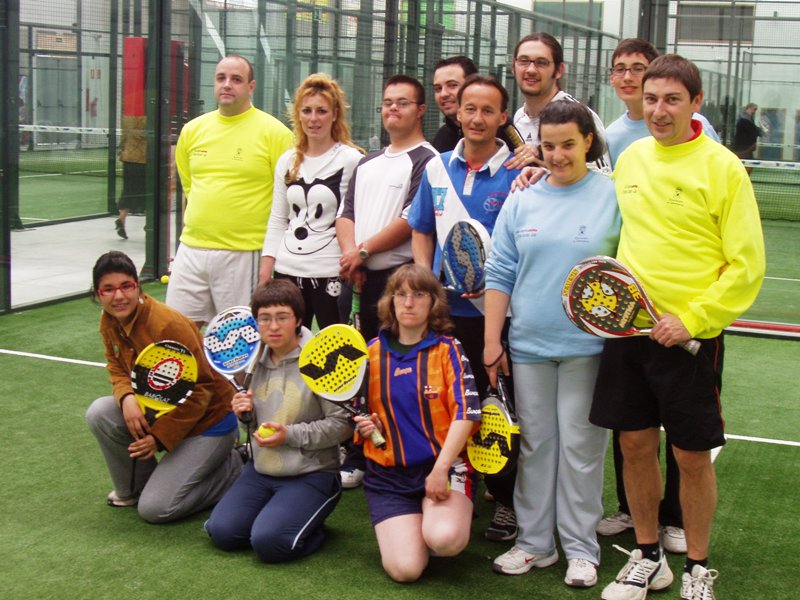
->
xmin=358 ymin=242 xmax=370 ymax=260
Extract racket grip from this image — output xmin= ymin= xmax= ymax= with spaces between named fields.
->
xmin=681 ymin=339 xmax=701 ymax=356
xmin=504 ymin=124 xmax=525 ymax=150
xmin=369 ymin=428 xmax=387 ymax=450
xmin=239 ymin=411 xmax=252 ymax=424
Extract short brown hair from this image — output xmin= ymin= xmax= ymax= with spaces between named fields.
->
xmin=223 ymin=54 xmax=254 ymax=82
xmin=377 ymin=265 xmax=453 ymax=337
xmin=611 ymin=38 xmax=658 ymax=65
xmin=251 ymin=279 xmax=305 ymax=333
xmin=458 ymin=74 xmax=509 ymax=113
xmin=384 ymin=74 xmax=426 ymax=105
xmin=643 ymin=54 xmax=702 ymax=100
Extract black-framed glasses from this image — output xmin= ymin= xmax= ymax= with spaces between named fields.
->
xmin=515 ymin=57 xmax=552 ymax=70
xmin=376 ymin=99 xmax=420 ymax=112
xmin=610 ymin=63 xmax=648 ymax=77
xmin=97 ymin=281 xmax=138 ymax=297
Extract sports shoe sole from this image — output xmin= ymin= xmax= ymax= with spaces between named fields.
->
xmin=565 ymin=565 xmax=598 ymax=587
xmin=484 ymin=527 xmax=518 ymax=542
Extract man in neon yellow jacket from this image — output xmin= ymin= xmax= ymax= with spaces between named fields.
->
xmin=592 ymin=54 xmax=765 ymax=600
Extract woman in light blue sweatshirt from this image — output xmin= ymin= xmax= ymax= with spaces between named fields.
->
xmin=484 ymin=101 xmax=621 ymax=588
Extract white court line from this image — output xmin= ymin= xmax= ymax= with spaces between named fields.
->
xmin=765 ymin=276 xmax=799 ymax=282
xmin=724 ymin=433 xmax=800 ymax=447
xmin=0 ymin=348 xmax=105 ymax=368
xmin=20 ymin=170 xmax=106 ymax=179
xmin=2 ymin=348 xmax=799 ymax=448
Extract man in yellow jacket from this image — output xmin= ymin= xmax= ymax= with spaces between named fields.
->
xmin=591 ymin=55 xmax=765 ymax=600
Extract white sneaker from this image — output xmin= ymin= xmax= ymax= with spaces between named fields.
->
xmin=597 ymin=511 xmax=635 ymax=536
xmin=600 ymin=545 xmax=673 ymax=600
xmin=660 ymin=525 xmax=688 ymax=554
xmin=681 ymin=565 xmax=718 ymax=600
xmin=564 ymin=558 xmax=598 ymax=588
xmin=492 ymin=546 xmax=559 ymax=575
xmin=340 ymin=467 xmax=364 ymax=489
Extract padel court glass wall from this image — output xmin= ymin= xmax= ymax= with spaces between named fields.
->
xmin=1 ymin=0 xmax=798 ymax=330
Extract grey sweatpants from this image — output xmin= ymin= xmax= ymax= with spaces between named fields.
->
xmin=86 ymin=395 xmax=242 ymax=523
xmin=512 ymin=356 xmax=608 ymax=563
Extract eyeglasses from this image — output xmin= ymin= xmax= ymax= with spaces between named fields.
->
xmin=257 ymin=313 xmax=294 ymax=325
xmin=97 ymin=281 xmax=138 ymax=297
xmin=376 ymin=99 xmax=419 ymax=112
xmin=610 ymin=63 xmax=648 ymax=77
xmin=393 ymin=291 xmax=430 ymax=302
xmin=515 ymin=57 xmax=552 ymax=70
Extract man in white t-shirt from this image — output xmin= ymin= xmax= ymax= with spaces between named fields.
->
xmin=336 ymin=75 xmax=437 ymax=340
xmin=508 ymin=33 xmax=611 ymax=174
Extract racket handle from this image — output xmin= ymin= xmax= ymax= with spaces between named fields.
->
xmin=504 ymin=124 xmax=525 ymax=150
xmin=681 ymin=339 xmax=701 ymax=356
xmin=239 ymin=410 xmax=252 ymax=424
xmin=368 ymin=428 xmax=387 ymax=450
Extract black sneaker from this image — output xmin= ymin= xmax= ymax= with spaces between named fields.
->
xmin=115 ymin=218 xmax=128 ymax=239
xmin=485 ymin=503 xmax=518 ymax=541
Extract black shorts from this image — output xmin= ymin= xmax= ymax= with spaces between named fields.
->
xmin=590 ymin=335 xmax=725 ymax=452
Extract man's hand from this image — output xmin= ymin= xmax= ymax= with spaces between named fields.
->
xmin=650 ymin=313 xmax=692 ymax=348
xmin=504 ymin=143 xmax=545 ymax=171
xmin=339 ymin=248 xmax=365 ymax=282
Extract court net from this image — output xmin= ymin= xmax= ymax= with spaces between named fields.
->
xmin=743 ymin=160 xmax=800 ymax=222
xmin=19 ymin=124 xmax=121 ymax=178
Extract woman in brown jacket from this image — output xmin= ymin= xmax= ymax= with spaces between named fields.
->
xmin=85 ymin=251 xmax=242 ymax=522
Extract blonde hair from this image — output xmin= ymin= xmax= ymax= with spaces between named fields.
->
xmin=286 ymin=73 xmax=363 ymax=183
xmin=377 ymin=264 xmax=454 ymax=337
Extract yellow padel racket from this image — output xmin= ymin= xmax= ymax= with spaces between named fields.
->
xmin=131 ymin=340 xmax=198 ymax=421
xmin=298 ymin=324 xmax=386 ymax=449
xmin=466 ymin=373 xmax=519 ymax=475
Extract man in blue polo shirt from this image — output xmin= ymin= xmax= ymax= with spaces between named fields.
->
xmin=408 ymin=73 xmax=520 ymax=544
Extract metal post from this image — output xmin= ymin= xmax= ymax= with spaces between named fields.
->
xmin=107 ymin=0 xmax=119 ymax=215
xmin=1 ymin=0 xmax=22 ymax=312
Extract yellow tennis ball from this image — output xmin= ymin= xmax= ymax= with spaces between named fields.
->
xmin=257 ymin=425 xmax=275 ymax=438
xmin=160 ymin=274 xmax=170 ymax=284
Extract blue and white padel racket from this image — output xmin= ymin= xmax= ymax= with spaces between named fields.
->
xmin=203 ymin=305 xmax=262 ymax=423
xmin=441 ymin=219 xmax=492 ymax=294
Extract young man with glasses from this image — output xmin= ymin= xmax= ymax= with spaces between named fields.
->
xmin=336 ymin=74 xmax=437 ymax=341
xmin=605 ymin=38 xmax=719 ymax=169
xmin=508 ymin=32 xmax=611 ymax=174
xmin=408 ymin=74 xmax=520 ymax=544
xmin=205 ymin=279 xmax=352 ymax=563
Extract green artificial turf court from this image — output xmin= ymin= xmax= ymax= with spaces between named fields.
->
xmin=1 ymin=286 xmax=798 ymax=599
